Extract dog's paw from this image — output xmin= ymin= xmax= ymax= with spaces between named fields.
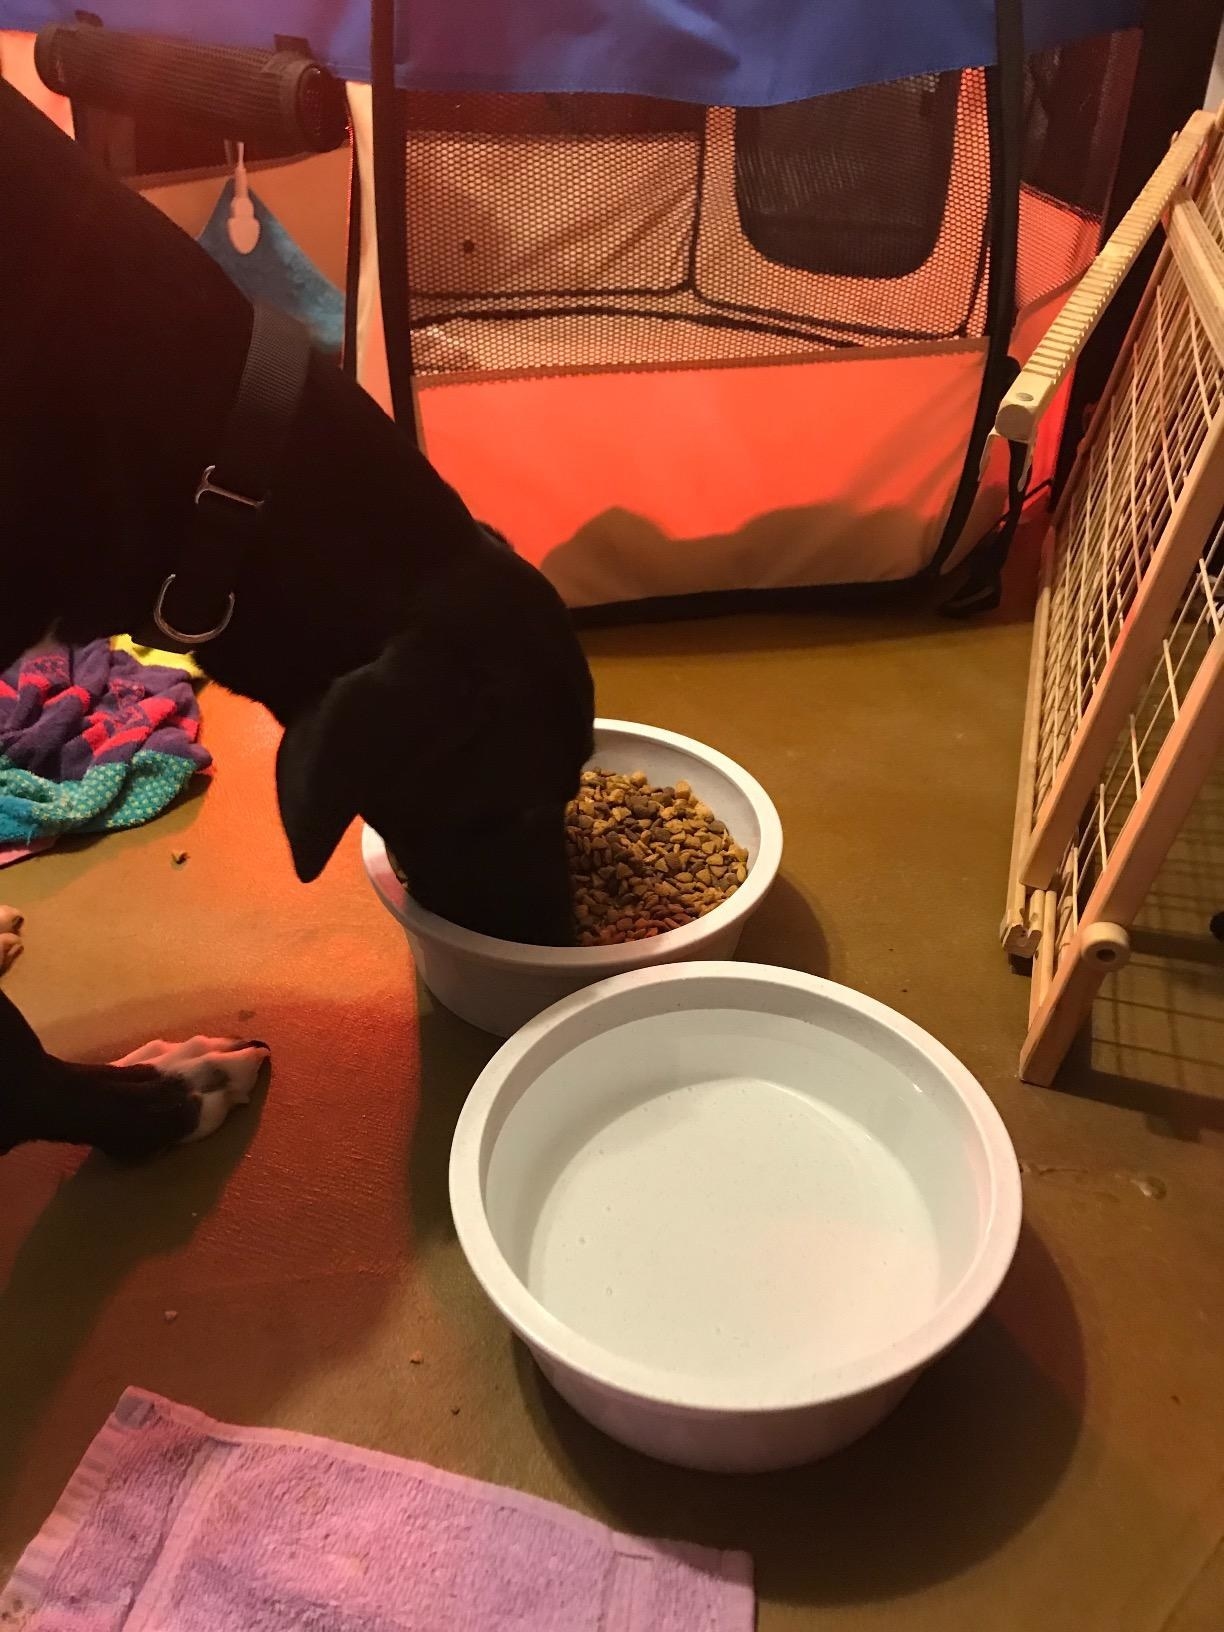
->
xmin=112 ymin=1035 xmax=270 ymax=1143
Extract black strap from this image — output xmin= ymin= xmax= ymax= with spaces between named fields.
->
xmin=342 ymin=145 xmax=362 ymax=378
xmin=154 ymin=302 xmax=312 ymax=647
xmin=939 ymin=436 xmax=1029 ymax=618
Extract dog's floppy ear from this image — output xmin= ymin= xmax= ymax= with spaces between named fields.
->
xmin=275 ymin=628 xmax=485 ymax=883
xmin=275 ymin=539 xmax=593 ymax=920
xmin=274 ymin=669 xmax=366 ymax=883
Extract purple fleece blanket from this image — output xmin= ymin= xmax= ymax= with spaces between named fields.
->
xmin=1 ymin=1390 xmax=755 ymax=1631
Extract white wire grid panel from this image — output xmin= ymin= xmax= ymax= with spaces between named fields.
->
xmin=1033 ymin=254 xmax=1224 ymax=819
xmin=1046 ymin=516 xmax=1224 ymax=967
xmin=1000 ymin=113 xmax=1224 ymax=1080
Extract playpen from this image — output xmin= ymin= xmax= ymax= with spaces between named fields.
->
xmin=1 ymin=0 xmax=1156 ymax=611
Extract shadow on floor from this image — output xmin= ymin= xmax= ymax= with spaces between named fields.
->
xmin=1057 ymin=1032 xmax=1224 ymax=1142
xmin=511 ymin=1224 xmax=1083 ymax=1608
xmin=0 ymin=991 xmax=407 ymax=1500
xmin=734 ymin=876 xmax=830 ymax=977
xmin=406 ymin=875 xmax=830 ymax=1251
xmin=409 ymin=992 xmax=502 ymax=1248
xmin=0 ymin=1070 xmax=263 ymax=1494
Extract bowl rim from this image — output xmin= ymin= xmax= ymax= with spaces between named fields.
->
xmin=361 ymin=718 xmax=784 ymax=969
xmin=449 ymin=961 xmax=1023 ymax=1416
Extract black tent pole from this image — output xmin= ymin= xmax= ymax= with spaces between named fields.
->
xmin=369 ymin=0 xmax=419 ymax=442
xmin=928 ymin=0 xmax=1025 ymax=581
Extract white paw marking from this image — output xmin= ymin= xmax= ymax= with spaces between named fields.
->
xmin=111 ymin=1035 xmax=270 ymax=1142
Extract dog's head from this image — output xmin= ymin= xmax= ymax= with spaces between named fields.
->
xmin=275 ymin=542 xmax=594 ymax=946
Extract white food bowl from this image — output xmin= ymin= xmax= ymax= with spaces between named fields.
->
xmin=362 ymin=719 xmax=783 ymax=1036
xmin=450 ymin=963 xmax=1022 ymax=1473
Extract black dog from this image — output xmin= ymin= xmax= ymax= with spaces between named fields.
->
xmin=0 ymin=79 xmax=594 ymax=1159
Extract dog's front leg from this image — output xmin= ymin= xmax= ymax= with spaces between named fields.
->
xmin=0 ymin=987 xmax=268 ymax=1159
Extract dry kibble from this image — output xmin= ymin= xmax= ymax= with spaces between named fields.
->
xmin=567 ymin=769 xmax=748 ymax=946
xmin=395 ymin=771 xmax=751 ymax=946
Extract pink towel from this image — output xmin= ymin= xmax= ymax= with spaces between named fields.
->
xmin=0 ymin=837 xmax=54 ymax=868
xmin=2 ymin=1390 xmax=754 ymax=1631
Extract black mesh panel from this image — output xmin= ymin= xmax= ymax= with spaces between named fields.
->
xmin=1016 ymin=29 xmax=1140 ymax=311
xmin=1022 ymin=31 xmax=1140 ymax=215
xmin=403 ymin=93 xmax=701 ymax=305
xmin=401 ymin=73 xmax=991 ymax=374
xmin=394 ymin=33 xmax=1134 ymax=378
xmin=734 ymin=75 xmax=961 ymax=279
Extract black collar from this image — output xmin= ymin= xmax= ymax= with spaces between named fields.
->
xmin=154 ymin=302 xmax=312 ymax=648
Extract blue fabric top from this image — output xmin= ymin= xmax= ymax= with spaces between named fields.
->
xmin=2 ymin=0 xmax=1141 ymax=106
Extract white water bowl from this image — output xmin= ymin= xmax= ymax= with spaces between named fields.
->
xmin=362 ymin=719 xmax=782 ymax=1036
xmin=450 ymin=963 xmax=1022 ymax=1473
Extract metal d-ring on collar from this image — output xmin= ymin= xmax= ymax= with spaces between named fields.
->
xmin=152 ymin=467 xmax=256 ymax=645
xmin=153 ymin=576 xmax=237 ymax=646
xmin=152 ymin=304 xmax=312 ymax=649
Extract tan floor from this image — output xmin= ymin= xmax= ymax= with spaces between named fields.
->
xmin=2 ymin=600 xmax=1223 ymax=1632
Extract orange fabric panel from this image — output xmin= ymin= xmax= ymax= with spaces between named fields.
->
xmin=420 ymin=348 xmax=985 ymax=602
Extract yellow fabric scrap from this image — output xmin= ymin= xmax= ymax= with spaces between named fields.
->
xmin=112 ymin=635 xmax=205 ymax=682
